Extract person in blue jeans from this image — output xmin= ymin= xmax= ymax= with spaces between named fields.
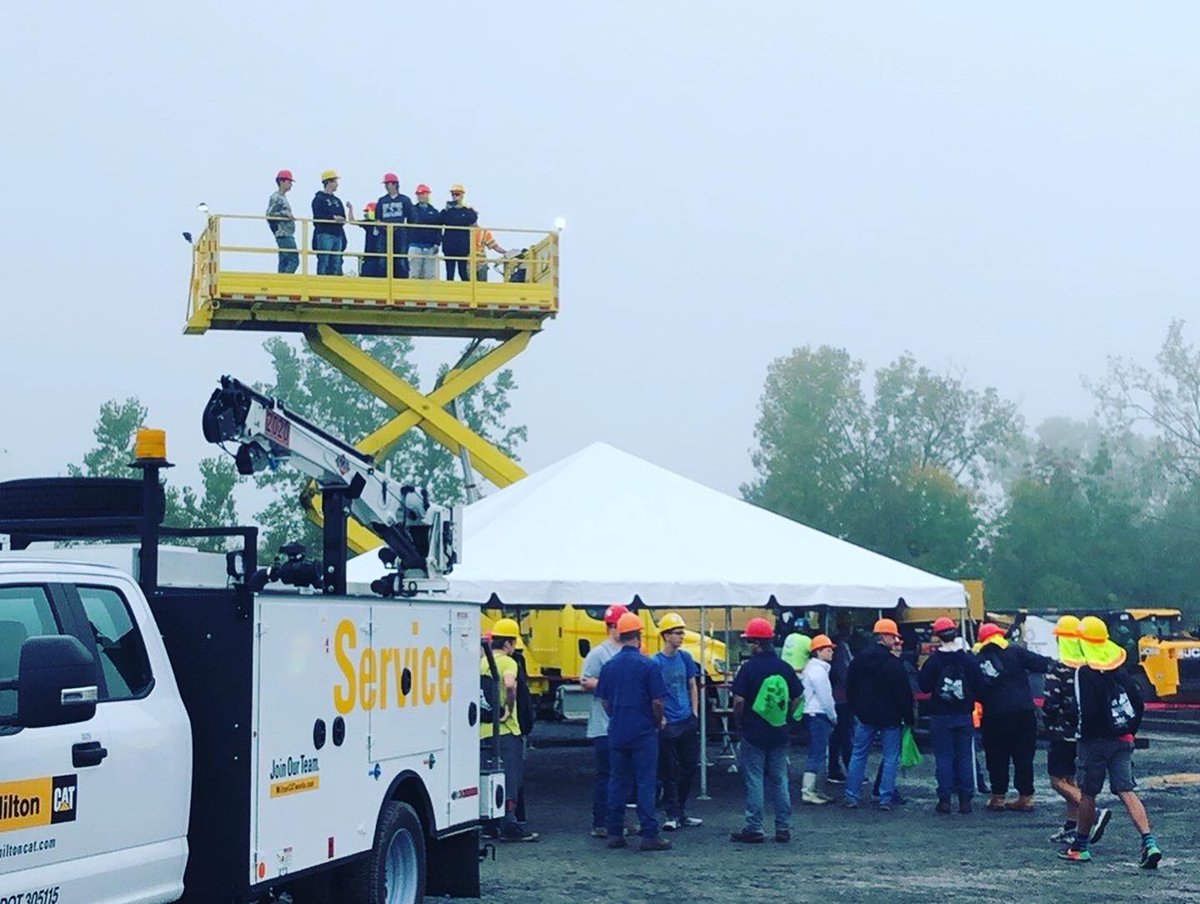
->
xmin=730 ymin=617 xmax=803 ymax=843
xmin=580 ymin=604 xmax=627 ymax=838
xmin=596 ymin=612 xmax=672 ymax=852
xmin=800 ymin=634 xmax=838 ymax=804
xmin=842 ymin=618 xmax=914 ymax=811
xmin=918 ymin=617 xmax=984 ymax=814
xmin=653 ymin=612 xmax=702 ymax=831
xmin=311 ymin=170 xmax=350 ymax=276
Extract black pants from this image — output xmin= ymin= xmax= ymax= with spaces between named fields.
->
xmin=981 ymin=709 xmax=1037 ymax=796
xmin=658 ymin=719 xmax=700 ymax=819
xmin=445 ymin=258 xmax=470 ymax=280
xmin=828 ymin=702 xmax=852 ymax=775
xmin=391 ymin=254 xmax=409 ymax=278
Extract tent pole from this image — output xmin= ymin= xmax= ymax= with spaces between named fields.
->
xmin=698 ymin=606 xmax=710 ymax=800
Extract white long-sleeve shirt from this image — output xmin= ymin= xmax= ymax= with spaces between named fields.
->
xmin=801 ymin=658 xmax=837 ymax=722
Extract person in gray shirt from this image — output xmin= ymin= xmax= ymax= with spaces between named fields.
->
xmin=580 ymin=604 xmax=628 ymax=838
xmin=266 ymin=169 xmax=298 ymax=273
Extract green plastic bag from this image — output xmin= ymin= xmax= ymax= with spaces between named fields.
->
xmin=751 ymin=674 xmax=789 ymax=728
xmin=900 ymin=725 xmax=923 ymax=768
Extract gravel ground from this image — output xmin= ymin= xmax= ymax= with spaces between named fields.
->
xmin=448 ymin=728 xmax=1200 ymax=904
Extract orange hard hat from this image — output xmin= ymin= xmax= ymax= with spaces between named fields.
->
xmin=872 ymin=618 xmax=900 ymax=637
xmin=978 ymin=623 xmax=1005 ymax=643
xmin=616 ymin=612 xmax=644 ymax=634
xmin=382 ymin=172 xmax=399 ymax=184
xmin=275 ymin=169 xmax=294 ymax=182
xmin=742 ymin=617 xmax=774 ymax=640
xmin=810 ymin=633 xmax=836 ymax=653
xmin=932 ymin=617 xmax=956 ymax=634
xmin=603 ymin=604 xmax=629 ymax=626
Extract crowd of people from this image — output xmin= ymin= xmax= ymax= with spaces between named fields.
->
xmin=479 ymin=606 xmax=1165 ymax=869
xmin=265 ymin=168 xmax=509 ymax=280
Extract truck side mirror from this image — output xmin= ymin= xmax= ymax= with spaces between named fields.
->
xmin=18 ymin=636 xmax=99 ymax=728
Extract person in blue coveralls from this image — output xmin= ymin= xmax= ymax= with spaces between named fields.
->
xmin=597 ymin=612 xmax=673 ymax=852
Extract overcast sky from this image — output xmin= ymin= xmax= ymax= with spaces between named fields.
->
xmin=2 ymin=2 xmax=1197 ymax=502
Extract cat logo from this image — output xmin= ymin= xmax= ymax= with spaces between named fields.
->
xmin=0 ymin=775 xmax=77 ymax=832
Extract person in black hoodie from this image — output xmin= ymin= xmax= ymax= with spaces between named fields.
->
xmin=1059 ymin=616 xmax=1162 ymax=869
xmin=918 ymin=617 xmax=983 ymax=815
xmin=974 ymin=622 xmax=1050 ymax=812
xmin=376 ymin=173 xmax=413 ymax=278
xmin=441 ymin=183 xmax=479 ymax=280
xmin=841 ymin=618 xmax=913 ymax=811
xmin=312 ymin=170 xmax=350 ymax=276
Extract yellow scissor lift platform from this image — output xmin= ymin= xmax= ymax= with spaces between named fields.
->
xmin=185 ymin=212 xmax=559 ymax=550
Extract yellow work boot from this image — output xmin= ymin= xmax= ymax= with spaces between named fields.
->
xmin=1005 ymin=795 xmax=1035 ymax=812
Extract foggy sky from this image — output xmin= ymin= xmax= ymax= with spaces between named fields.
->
xmin=1 ymin=2 xmax=1196 ymax=502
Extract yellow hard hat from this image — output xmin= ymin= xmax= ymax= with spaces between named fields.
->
xmin=320 ymin=169 xmax=340 ymax=183
xmin=658 ymin=612 xmax=686 ymax=634
xmin=1053 ymin=615 xmax=1081 ymax=638
xmin=450 ymin=183 xmax=466 ymax=194
xmin=491 ymin=618 xmax=520 ymax=640
xmin=1078 ymin=615 xmax=1109 ymax=644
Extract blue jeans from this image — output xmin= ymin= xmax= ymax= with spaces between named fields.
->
xmin=607 ymin=736 xmax=659 ymax=838
xmin=315 ymin=232 xmax=343 ymax=275
xmin=803 ymin=714 xmax=834 ymax=773
xmin=929 ymin=713 xmax=975 ymax=798
xmin=739 ymin=741 xmax=791 ymax=833
xmin=275 ymin=234 xmax=298 ymax=273
xmin=843 ymin=720 xmax=901 ymax=806
xmin=591 ymin=736 xmax=610 ymax=829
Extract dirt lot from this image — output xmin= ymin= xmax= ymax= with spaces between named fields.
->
xmin=449 ymin=729 xmax=1200 ymax=904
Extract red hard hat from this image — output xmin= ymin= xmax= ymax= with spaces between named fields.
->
xmin=932 ymin=617 xmax=956 ymax=634
xmin=416 ymin=183 xmax=431 ymax=194
xmin=978 ymin=623 xmax=1005 ymax=643
xmin=275 ymin=169 xmax=294 ymax=182
xmin=382 ymin=172 xmax=399 ymax=184
xmin=742 ymin=617 xmax=774 ymax=640
xmin=603 ymin=604 xmax=630 ymax=626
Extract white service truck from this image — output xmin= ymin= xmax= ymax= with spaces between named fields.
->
xmin=0 ymin=392 xmax=504 ymax=904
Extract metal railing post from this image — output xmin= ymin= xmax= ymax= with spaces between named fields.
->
xmin=386 ymin=224 xmax=394 ymax=302
xmin=301 ymin=219 xmax=310 ymax=277
xmin=698 ymin=605 xmax=710 ymax=800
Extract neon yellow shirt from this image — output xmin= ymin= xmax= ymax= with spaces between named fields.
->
xmin=480 ymin=652 xmax=521 ymax=737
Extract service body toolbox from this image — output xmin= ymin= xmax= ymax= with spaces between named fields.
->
xmin=0 ymin=556 xmax=498 ymax=904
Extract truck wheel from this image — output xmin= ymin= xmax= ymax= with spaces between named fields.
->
xmin=342 ymin=800 xmax=426 ymax=904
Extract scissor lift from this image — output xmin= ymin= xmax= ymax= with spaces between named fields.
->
xmin=185 ymin=212 xmax=558 ymax=551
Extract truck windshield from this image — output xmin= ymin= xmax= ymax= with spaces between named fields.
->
xmin=1137 ymin=615 xmax=1182 ymax=639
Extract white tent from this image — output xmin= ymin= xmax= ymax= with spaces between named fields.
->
xmin=348 ymin=442 xmax=967 ymax=610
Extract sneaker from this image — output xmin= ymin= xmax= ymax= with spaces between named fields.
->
xmin=841 ymin=799 xmax=859 ymax=810
xmin=661 ymin=818 xmax=679 ymax=831
xmin=683 ymin=816 xmax=704 ymax=827
xmin=1048 ymin=826 xmax=1076 ymax=844
xmin=1059 ymin=846 xmax=1092 ymax=864
xmin=590 ymin=827 xmax=608 ymax=839
xmin=1139 ymin=839 xmax=1162 ymax=870
xmin=607 ymin=837 xmax=628 ymax=849
xmin=827 ymin=772 xmax=847 ymax=784
xmin=640 ymin=836 xmax=673 ymax=852
xmin=730 ymin=829 xmax=766 ymax=844
xmin=482 ymin=825 xmax=500 ymax=840
xmin=1089 ymin=808 xmax=1112 ymax=845
xmin=877 ymin=803 xmax=892 ymax=812
xmin=500 ymin=827 xmax=539 ymax=843
xmin=774 ymin=830 xmax=791 ymax=843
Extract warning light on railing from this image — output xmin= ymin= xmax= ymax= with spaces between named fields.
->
xmin=197 ymin=202 xmax=210 ymax=215
xmin=554 ymin=216 xmax=567 ymax=232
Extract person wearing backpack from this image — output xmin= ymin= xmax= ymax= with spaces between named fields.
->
xmin=1042 ymin=615 xmax=1111 ymax=847
xmin=918 ymin=617 xmax=983 ymax=815
xmin=974 ymin=622 xmax=1050 ymax=812
xmin=841 ymin=618 xmax=914 ymax=811
xmin=730 ymin=617 xmax=803 ymax=843
xmin=1059 ymin=616 xmax=1163 ymax=869
xmin=479 ymin=618 xmax=538 ymax=842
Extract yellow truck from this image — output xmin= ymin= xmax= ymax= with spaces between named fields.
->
xmin=482 ymin=605 xmax=729 ymax=718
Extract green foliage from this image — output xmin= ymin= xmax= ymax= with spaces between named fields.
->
xmin=742 ymin=346 xmax=1020 ymax=576
xmin=68 ymin=398 xmax=239 ymax=552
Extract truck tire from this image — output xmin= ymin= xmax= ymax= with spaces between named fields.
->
xmin=0 ymin=477 xmax=162 ymax=522
xmin=341 ymin=800 xmax=426 ymax=904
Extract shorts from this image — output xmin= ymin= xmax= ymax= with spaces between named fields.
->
xmin=1076 ymin=737 xmax=1136 ymax=797
xmin=1046 ymin=739 xmax=1077 ymax=779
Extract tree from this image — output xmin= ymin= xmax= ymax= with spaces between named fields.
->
xmin=68 ymin=397 xmax=239 ymax=551
xmin=1093 ymin=318 xmax=1200 ymax=487
xmin=742 ymin=346 xmax=1019 ymax=575
xmin=252 ymin=335 xmax=526 ymax=557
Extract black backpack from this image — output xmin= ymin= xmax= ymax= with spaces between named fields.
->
xmin=509 ymin=249 xmax=528 ymax=283
xmin=935 ymin=656 xmax=968 ymax=704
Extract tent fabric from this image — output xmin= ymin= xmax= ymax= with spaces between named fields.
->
xmin=347 ymin=442 xmax=967 ymax=610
